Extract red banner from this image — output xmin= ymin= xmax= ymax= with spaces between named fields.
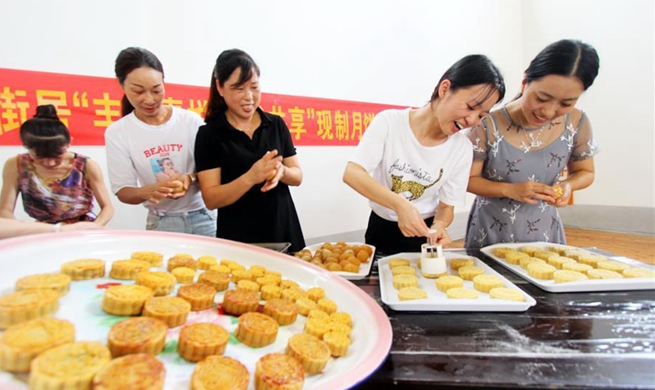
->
xmin=0 ymin=68 xmax=406 ymax=146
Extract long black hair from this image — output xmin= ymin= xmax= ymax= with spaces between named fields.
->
xmin=204 ymin=49 xmax=260 ymax=122
xmin=430 ymin=54 xmax=506 ymax=105
xmin=524 ymin=39 xmax=600 ymax=90
xmin=114 ymin=47 xmax=165 ymax=116
xmin=19 ymin=105 xmax=70 ymax=158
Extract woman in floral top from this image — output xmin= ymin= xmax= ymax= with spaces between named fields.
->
xmin=0 ymin=105 xmax=114 ymax=226
xmin=465 ymin=39 xmax=600 ymax=248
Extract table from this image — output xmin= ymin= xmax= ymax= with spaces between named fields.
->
xmin=352 ymin=249 xmax=655 ymax=390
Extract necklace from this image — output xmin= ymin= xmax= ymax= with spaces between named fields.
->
xmin=502 ymin=106 xmax=559 ymax=153
xmin=226 ymin=112 xmax=256 ymax=134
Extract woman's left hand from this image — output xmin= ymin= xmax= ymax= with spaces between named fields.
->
xmin=429 ymin=220 xmax=451 ymax=246
xmin=549 ymin=182 xmax=573 ymax=207
xmin=166 ymin=174 xmax=192 ymax=199
xmin=261 ymin=162 xmax=284 ymax=192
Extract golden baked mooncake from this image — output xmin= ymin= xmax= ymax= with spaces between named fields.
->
xmin=262 ymin=298 xmax=299 ymax=325
xmin=190 ymin=355 xmax=249 ymax=390
xmin=60 ymin=258 xmax=106 ymax=280
xmin=178 ymin=283 xmax=217 ymax=311
xmin=15 ymin=273 xmax=71 ymax=296
xmin=235 ymin=312 xmax=279 ymax=348
xmin=178 ymin=323 xmax=230 ymax=362
xmin=0 ymin=289 xmax=60 ymax=329
xmin=109 ymin=259 xmax=152 ymax=280
xmin=102 ymin=284 xmax=154 ymax=316
xmin=130 ymin=252 xmax=164 ymax=267
xmin=255 ymin=353 xmax=305 ymax=390
xmin=142 ymin=296 xmax=192 ymax=328
xmin=108 ymin=317 xmax=168 ymax=357
xmin=135 ymin=271 xmax=177 ymax=296
xmin=285 ymin=333 xmax=331 ymax=375
xmin=29 ymin=341 xmax=111 ymax=390
xmin=92 ymin=353 xmax=165 ymax=390
xmin=171 ymin=266 xmax=196 ymax=284
xmin=198 ymin=270 xmax=231 ymax=291
xmin=222 ymin=289 xmax=260 ymax=316
xmin=0 ymin=317 xmax=75 ymax=372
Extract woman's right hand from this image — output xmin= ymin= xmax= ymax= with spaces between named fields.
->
xmin=248 ymin=150 xmax=283 ymax=185
xmin=396 ymin=200 xmax=430 ymax=237
xmin=506 ymin=182 xmax=557 ymax=205
xmin=141 ymin=181 xmax=181 ymax=204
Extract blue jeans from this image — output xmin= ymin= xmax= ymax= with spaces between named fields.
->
xmin=146 ymin=208 xmax=216 ymax=237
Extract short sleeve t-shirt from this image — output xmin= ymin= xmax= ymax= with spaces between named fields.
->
xmin=350 ymin=108 xmax=472 ymax=221
xmin=104 ymin=107 xmax=206 ymax=213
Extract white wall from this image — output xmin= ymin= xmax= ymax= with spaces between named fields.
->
xmin=521 ymin=0 xmax=654 ymax=208
xmin=1 ymin=0 xmax=652 ymax=239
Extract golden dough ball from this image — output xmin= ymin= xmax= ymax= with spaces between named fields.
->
xmin=346 ymin=257 xmax=361 ymax=267
xmin=356 ymin=250 xmax=369 ymax=262
xmin=327 ymin=263 xmax=342 ymax=272
xmin=325 ymin=257 xmax=339 ymax=264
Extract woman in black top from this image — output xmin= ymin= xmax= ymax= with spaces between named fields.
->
xmin=195 ymin=49 xmax=305 ymax=252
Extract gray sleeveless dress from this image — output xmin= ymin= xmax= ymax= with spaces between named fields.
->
xmin=464 ymin=107 xmax=598 ymax=249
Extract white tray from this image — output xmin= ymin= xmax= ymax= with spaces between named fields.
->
xmin=301 ymin=242 xmax=375 ymax=280
xmin=480 ymin=242 xmax=655 ymax=293
xmin=0 ymin=230 xmax=392 ymax=390
xmin=379 ymin=252 xmax=536 ymax=312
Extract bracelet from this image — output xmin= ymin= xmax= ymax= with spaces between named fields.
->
xmin=53 ymin=222 xmax=63 ymax=233
xmin=186 ymin=173 xmax=197 ymax=183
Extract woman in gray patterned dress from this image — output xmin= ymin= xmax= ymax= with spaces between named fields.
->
xmin=465 ymin=39 xmax=600 ymax=248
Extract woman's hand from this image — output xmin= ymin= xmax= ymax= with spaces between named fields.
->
xmin=396 ymin=200 xmax=430 ymax=238
xmin=261 ymin=162 xmax=284 ymax=192
xmin=141 ymin=181 xmax=182 ymax=204
xmin=248 ymin=150 xmax=283 ymax=186
xmin=550 ymin=182 xmax=572 ymax=207
xmin=165 ymin=174 xmax=195 ymax=199
xmin=505 ymin=182 xmax=556 ymax=205
xmin=429 ymin=220 xmax=451 ymax=246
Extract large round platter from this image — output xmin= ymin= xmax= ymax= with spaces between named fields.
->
xmin=0 ymin=230 xmax=392 ymax=390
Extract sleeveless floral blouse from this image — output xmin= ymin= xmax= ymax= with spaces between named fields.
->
xmin=17 ymin=153 xmax=96 ymax=223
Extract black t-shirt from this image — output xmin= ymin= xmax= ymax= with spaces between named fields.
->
xmin=195 ymin=108 xmax=305 ymax=252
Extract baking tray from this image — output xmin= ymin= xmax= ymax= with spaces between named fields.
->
xmin=480 ymin=242 xmax=655 ymax=293
xmin=379 ymin=252 xmax=536 ymax=312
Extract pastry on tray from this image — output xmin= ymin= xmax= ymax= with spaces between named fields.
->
xmin=190 ymin=355 xmax=249 ymax=390
xmin=285 ymin=333 xmax=331 ymax=375
xmin=255 ymin=353 xmax=305 ymax=390
xmin=130 ymin=251 xmax=164 ymax=267
xmin=29 ymin=341 xmax=111 ymax=390
xmin=0 ymin=317 xmax=75 ymax=372
xmin=60 ymin=258 xmax=106 ymax=280
xmin=135 ymin=271 xmax=177 ymax=296
xmin=221 ymin=289 xmax=259 ymax=316
xmin=178 ymin=323 xmax=230 ymax=362
xmin=177 ymin=283 xmax=217 ymax=311
xmin=92 ymin=352 xmax=165 ymax=390
xmin=15 ymin=273 xmax=71 ymax=296
xmin=102 ymin=284 xmax=154 ymax=316
xmin=235 ymin=312 xmax=279 ymax=348
xmin=262 ymin=298 xmax=298 ymax=325
xmin=108 ymin=317 xmax=167 ymax=357
xmin=109 ymin=259 xmax=152 ymax=280
xmin=0 ymin=289 xmax=60 ymax=329
xmin=142 ymin=296 xmax=192 ymax=328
